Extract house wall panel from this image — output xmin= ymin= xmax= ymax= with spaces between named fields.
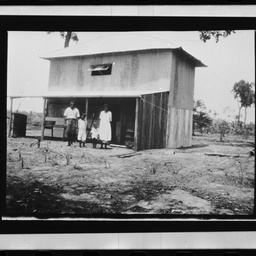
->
xmin=165 ymin=51 xmax=196 ymax=149
xmin=166 ymin=107 xmax=193 ymax=148
xmin=48 ymin=50 xmax=172 ymax=93
xmin=136 ymin=92 xmax=168 ymax=151
xmin=168 ymin=52 xmax=195 ymax=111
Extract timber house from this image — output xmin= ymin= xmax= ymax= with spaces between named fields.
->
xmin=40 ymin=33 xmax=206 ymax=151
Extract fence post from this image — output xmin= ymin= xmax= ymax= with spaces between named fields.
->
xmin=8 ymin=97 xmax=13 ymax=138
xmin=41 ymin=98 xmax=47 ymax=141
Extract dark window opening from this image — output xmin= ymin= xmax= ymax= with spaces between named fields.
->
xmin=88 ymin=63 xmax=112 ymax=76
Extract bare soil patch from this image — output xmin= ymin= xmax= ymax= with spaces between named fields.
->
xmin=5 ymin=132 xmax=255 ymax=217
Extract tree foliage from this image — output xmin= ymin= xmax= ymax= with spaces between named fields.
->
xmin=193 ymin=99 xmax=212 ymax=134
xmin=48 ymin=30 xmax=235 ymax=47
xmin=199 ymin=30 xmax=235 ymax=43
xmin=232 ymin=80 xmax=255 ymax=125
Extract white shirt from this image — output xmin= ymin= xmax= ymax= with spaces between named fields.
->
xmin=64 ymin=107 xmax=80 ymax=119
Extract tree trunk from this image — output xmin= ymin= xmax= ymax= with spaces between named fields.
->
xmin=220 ymin=131 xmax=223 ymax=142
xmin=244 ymin=107 xmax=247 ymax=127
xmin=238 ymin=106 xmax=242 ymax=123
xmin=64 ymin=32 xmax=72 ymax=48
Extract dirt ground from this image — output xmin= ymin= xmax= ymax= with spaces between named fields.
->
xmin=5 ymin=131 xmax=255 ymax=217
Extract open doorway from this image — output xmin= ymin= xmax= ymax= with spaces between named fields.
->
xmin=87 ymin=98 xmax=136 ymax=145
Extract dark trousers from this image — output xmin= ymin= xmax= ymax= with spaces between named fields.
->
xmin=92 ymin=138 xmax=98 ymax=148
xmin=79 ymin=141 xmax=85 ymax=147
xmin=65 ymin=119 xmax=77 ymax=145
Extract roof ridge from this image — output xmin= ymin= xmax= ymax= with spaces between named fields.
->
xmin=40 ymin=32 xmax=180 ymax=59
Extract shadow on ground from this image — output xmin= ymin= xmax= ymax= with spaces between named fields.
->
xmin=5 ymin=179 xmax=106 ymax=217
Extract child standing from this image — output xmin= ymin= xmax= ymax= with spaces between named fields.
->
xmin=91 ymin=122 xmax=99 ymax=148
xmin=77 ymin=113 xmax=87 ymax=148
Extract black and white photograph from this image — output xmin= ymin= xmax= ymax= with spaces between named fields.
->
xmin=5 ymin=30 xmax=255 ymax=218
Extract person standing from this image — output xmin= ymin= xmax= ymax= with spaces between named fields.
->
xmin=64 ymin=100 xmax=80 ymax=146
xmin=91 ymin=122 xmax=99 ymax=148
xmin=99 ymin=104 xmax=112 ymax=149
xmin=77 ymin=113 xmax=87 ymax=148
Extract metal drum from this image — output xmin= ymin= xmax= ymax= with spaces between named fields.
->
xmin=12 ymin=113 xmax=27 ymax=138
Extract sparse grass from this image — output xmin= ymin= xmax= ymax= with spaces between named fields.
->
xmin=5 ymin=133 xmax=255 ymax=216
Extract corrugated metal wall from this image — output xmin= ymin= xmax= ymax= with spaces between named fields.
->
xmin=136 ymin=92 xmax=169 ymax=151
xmin=166 ymin=107 xmax=193 ymax=148
xmin=48 ymin=50 xmax=172 ymax=93
xmin=168 ymin=52 xmax=195 ymax=110
xmin=165 ymin=52 xmax=195 ymax=149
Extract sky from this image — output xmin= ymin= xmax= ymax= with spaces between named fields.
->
xmin=7 ymin=31 xmax=255 ymax=123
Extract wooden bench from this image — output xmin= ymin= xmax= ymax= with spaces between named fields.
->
xmin=44 ymin=117 xmax=66 ymax=138
xmin=44 ymin=118 xmax=92 ymax=140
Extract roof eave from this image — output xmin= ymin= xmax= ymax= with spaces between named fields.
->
xmin=174 ymin=47 xmax=207 ymax=68
xmin=41 ymin=47 xmax=207 ymax=68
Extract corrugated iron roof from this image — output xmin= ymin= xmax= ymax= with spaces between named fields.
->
xmin=40 ymin=33 xmax=206 ymax=67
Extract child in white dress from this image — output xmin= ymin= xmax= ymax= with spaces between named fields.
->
xmin=77 ymin=113 xmax=87 ymax=148
xmin=91 ymin=122 xmax=99 ymax=148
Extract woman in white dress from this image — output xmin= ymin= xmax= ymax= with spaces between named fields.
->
xmin=99 ymin=104 xmax=112 ymax=149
